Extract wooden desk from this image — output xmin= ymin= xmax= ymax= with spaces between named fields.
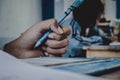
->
xmin=83 ymin=46 xmax=120 ymax=58
xmin=21 ymin=57 xmax=120 ymax=80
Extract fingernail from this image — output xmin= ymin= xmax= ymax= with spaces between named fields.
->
xmin=48 ymin=34 xmax=54 ymax=39
xmin=57 ymin=27 xmax=64 ymax=34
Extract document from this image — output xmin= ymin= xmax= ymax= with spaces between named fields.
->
xmin=110 ymin=42 xmax=120 ymax=46
xmin=0 ymin=50 xmax=106 ymax=80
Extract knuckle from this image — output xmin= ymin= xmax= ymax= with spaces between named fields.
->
xmin=51 ymin=19 xmax=57 ymax=24
xmin=57 ymin=35 xmax=63 ymax=40
xmin=46 ymin=47 xmax=51 ymax=53
xmin=64 ymin=39 xmax=69 ymax=45
xmin=67 ymin=28 xmax=71 ymax=35
xmin=46 ymin=47 xmax=67 ymax=54
xmin=62 ymin=48 xmax=67 ymax=53
xmin=63 ymin=26 xmax=71 ymax=35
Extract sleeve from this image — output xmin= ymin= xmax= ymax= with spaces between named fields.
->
xmin=80 ymin=36 xmax=103 ymax=45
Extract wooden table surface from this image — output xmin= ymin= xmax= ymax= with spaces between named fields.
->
xmin=83 ymin=46 xmax=120 ymax=58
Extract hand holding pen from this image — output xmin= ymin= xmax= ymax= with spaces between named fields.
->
xmin=4 ymin=0 xmax=84 ymax=58
xmin=4 ymin=19 xmax=70 ymax=58
xmin=34 ymin=0 xmax=84 ymax=48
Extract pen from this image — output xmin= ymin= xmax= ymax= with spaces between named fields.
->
xmin=34 ymin=0 xmax=84 ymax=48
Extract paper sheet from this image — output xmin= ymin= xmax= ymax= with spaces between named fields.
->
xmin=0 ymin=50 xmax=106 ymax=80
xmin=110 ymin=42 xmax=120 ymax=46
xmin=21 ymin=57 xmax=93 ymax=66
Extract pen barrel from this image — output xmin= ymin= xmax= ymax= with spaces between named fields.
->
xmin=58 ymin=7 xmax=73 ymax=24
xmin=34 ymin=30 xmax=52 ymax=48
xmin=40 ymin=30 xmax=52 ymax=42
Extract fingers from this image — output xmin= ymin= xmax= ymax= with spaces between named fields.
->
xmin=48 ymin=33 xmax=63 ymax=41
xmin=45 ymin=39 xmax=69 ymax=48
xmin=34 ymin=19 xmax=64 ymax=34
xmin=40 ymin=39 xmax=69 ymax=55
xmin=33 ymin=19 xmax=71 ymax=35
xmin=48 ymin=20 xmax=71 ymax=35
xmin=46 ymin=47 xmax=67 ymax=55
xmin=42 ymin=25 xmax=70 ymax=55
xmin=41 ymin=46 xmax=67 ymax=55
xmin=61 ymin=25 xmax=71 ymax=36
xmin=48 ymin=26 xmax=71 ymax=40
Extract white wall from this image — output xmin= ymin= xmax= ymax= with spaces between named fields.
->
xmin=64 ymin=0 xmax=74 ymax=11
xmin=0 ymin=0 xmax=42 ymax=47
xmin=0 ymin=0 xmax=42 ymax=38
xmin=0 ymin=0 xmax=117 ymax=47
xmin=105 ymin=0 xmax=116 ymax=20
xmin=54 ymin=0 xmax=74 ymax=20
xmin=54 ymin=0 xmax=64 ymax=20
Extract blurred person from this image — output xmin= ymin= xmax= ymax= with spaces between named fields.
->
xmin=110 ymin=28 xmax=120 ymax=42
xmin=62 ymin=0 xmax=107 ymax=57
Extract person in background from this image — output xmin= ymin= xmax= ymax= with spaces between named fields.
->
xmin=110 ymin=28 xmax=120 ymax=42
xmin=62 ymin=0 xmax=107 ymax=57
xmin=4 ymin=19 xmax=70 ymax=58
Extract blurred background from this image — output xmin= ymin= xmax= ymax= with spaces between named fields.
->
xmin=0 ymin=0 xmax=120 ymax=47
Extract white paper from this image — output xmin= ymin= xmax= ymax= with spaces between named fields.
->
xmin=21 ymin=57 xmax=91 ymax=66
xmin=0 ymin=50 xmax=106 ymax=80
xmin=110 ymin=42 xmax=120 ymax=46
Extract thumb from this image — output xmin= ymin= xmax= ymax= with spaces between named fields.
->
xmin=36 ymin=19 xmax=64 ymax=34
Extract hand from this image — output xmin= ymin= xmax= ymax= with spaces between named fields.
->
xmin=4 ymin=19 xmax=71 ymax=58
xmin=110 ymin=36 xmax=119 ymax=42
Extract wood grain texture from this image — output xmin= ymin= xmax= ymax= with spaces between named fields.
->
xmin=83 ymin=46 xmax=120 ymax=58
